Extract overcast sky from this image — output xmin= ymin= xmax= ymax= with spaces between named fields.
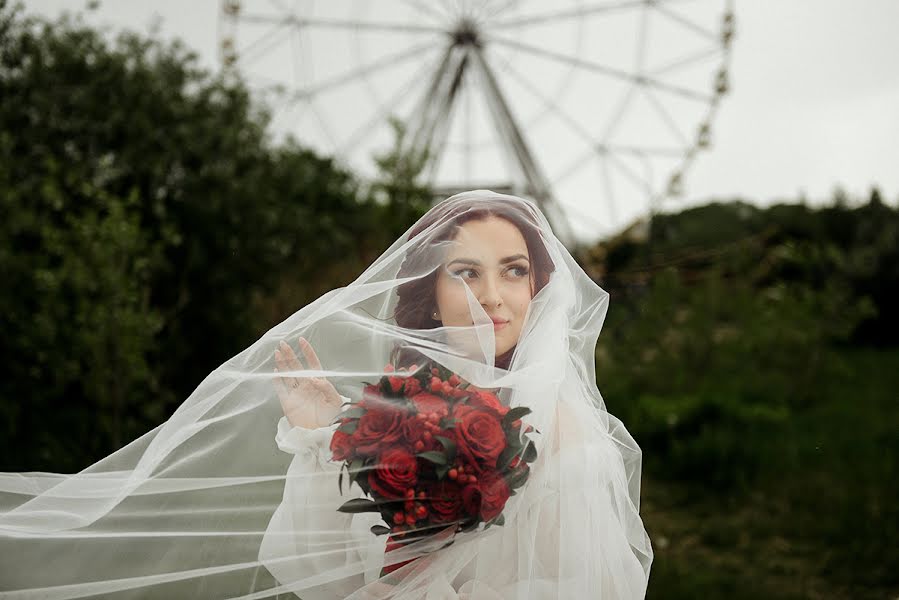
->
xmin=24 ymin=1 xmax=899 ymax=239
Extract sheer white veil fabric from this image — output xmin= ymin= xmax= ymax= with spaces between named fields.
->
xmin=0 ymin=190 xmax=652 ymax=599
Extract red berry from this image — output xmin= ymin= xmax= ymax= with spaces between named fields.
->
xmin=405 ymin=500 xmax=414 ymax=511
xmin=448 ymin=468 xmax=458 ymax=480
xmin=405 ymin=488 xmax=416 ymax=498
xmin=468 ymin=475 xmax=477 ymax=484
xmin=416 ymin=505 xmax=427 ymax=517
xmin=418 ymin=491 xmax=426 ymax=499
xmin=448 ymin=374 xmax=461 ymax=386
xmin=393 ymin=512 xmax=405 ymax=524
xmin=423 ymin=431 xmax=433 ymax=442
xmin=405 ymin=513 xmax=416 ymax=525
xmin=414 ymin=440 xmax=425 ymax=451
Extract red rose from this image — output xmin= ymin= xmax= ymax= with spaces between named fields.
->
xmin=329 ymin=430 xmax=353 ymax=462
xmin=354 ymin=398 xmax=405 ymax=455
xmin=460 ymin=484 xmax=481 ymax=518
xmin=424 ymin=479 xmax=463 ymax=523
xmin=452 ymin=404 xmax=507 ymax=471
xmin=368 ymin=447 xmax=419 ymax=500
xmin=477 ymin=471 xmax=511 ymax=521
xmin=410 ymin=393 xmax=449 ymax=418
xmin=468 ymin=390 xmax=509 ymax=416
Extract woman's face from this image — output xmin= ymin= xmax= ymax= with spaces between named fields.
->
xmin=434 ymin=216 xmax=534 ymax=358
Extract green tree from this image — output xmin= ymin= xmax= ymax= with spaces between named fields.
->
xmin=0 ymin=4 xmax=390 ymax=469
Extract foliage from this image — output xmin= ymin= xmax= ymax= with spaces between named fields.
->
xmin=587 ymin=193 xmax=897 ymax=594
xmin=0 ymin=4 xmax=389 ymax=469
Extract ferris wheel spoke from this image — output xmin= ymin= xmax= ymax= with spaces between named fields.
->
xmin=641 ymin=87 xmax=690 ymax=146
xmin=400 ymin=0 xmax=455 ymax=25
xmin=337 ymin=48 xmax=443 ymax=156
xmin=649 ymin=45 xmax=722 ymax=76
xmin=496 ymin=54 xmax=597 ymax=151
xmin=286 ymin=41 xmax=437 ymax=104
xmin=485 ymin=0 xmax=520 ymax=20
xmin=610 ymin=144 xmax=684 ymax=158
xmin=490 ymin=0 xmax=645 ymax=29
xmin=463 ymin=64 xmax=474 ymax=182
xmin=600 ymin=83 xmax=637 ymax=142
xmin=237 ymin=13 xmax=446 ymax=34
xmin=308 ymin=98 xmax=340 ymax=153
xmin=635 ymin=1 xmax=650 ymax=73
xmin=606 ymin=149 xmax=649 ymax=194
xmin=487 ymin=36 xmax=713 ymax=103
xmin=651 ymin=2 xmax=718 ymax=42
xmin=234 ymin=18 xmax=295 ymax=69
xmin=600 ymin=155 xmax=619 ymax=229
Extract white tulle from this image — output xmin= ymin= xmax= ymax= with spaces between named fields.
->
xmin=0 ymin=190 xmax=652 ymax=599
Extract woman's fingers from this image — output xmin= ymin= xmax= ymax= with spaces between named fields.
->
xmin=298 ymin=337 xmax=322 ymax=371
xmin=274 ymin=347 xmax=301 ymax=393
xmin=278 ymin=340 xmax=305 ymax=373
xmin=272 ymin=367 xmax=289 ymax=401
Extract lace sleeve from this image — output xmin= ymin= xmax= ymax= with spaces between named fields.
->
xmin=259 ymin=398 xmax=386 ymax=600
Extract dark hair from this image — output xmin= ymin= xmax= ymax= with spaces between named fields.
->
xmin=390 ymin=196 xmax=555 ymax=370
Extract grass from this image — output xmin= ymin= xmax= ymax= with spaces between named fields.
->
xmin=637 ymin=348 xmax=898 ymax=600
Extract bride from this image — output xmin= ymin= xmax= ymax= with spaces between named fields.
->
xmin=0 ymin=190 xmax=652 ymax=599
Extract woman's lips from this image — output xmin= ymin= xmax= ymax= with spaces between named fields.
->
xmin=492 ymin=320 xmax=509 ymax=330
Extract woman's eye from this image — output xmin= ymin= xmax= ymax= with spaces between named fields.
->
xmin=452 ymin=268 xmax=477 ymax=279
xmin=510 ymin=266 xmax=530 ymax=278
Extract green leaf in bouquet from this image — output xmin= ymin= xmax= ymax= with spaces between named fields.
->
xmin=370 ymin=524 xmax=391 ymax=536
xmin=497 ymin=446 xmax=519 ymax=471
xmin=338 ymin=407 xmax=366 ymax=420
xmin=507 ymin=465 xmax=530 ymax=489
xmin=348 ymin=458 xmax=366 ymax=485
xmin=502 ymin=406 xmax=532 ymax=427
xmin=435 ymin=464 xmax=450 ymax=480
xmin=435 ymin=435 xmax=457 ymax=458
xmin=337 ymin=420 xmax=359 ymax=435
xmin=337 ymin=498 xmax=383 ymax=514
xmin=416 ymin=451 xmax=448 ymax=465
xmin=504 ymin=427 xmax=525 ymax=449
xmin=523 ymin=440 xmax=537 ymax=463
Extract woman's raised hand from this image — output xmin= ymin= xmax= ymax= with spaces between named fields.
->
xmin=273 ymin=337 xmax=344 ymax=429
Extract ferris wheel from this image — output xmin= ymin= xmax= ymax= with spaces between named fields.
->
xmin=218 ymin=0 xmax=735 ymax=246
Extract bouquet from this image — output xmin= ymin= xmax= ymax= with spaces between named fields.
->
xmin=329 ymin=361 xmax=538 ymax=576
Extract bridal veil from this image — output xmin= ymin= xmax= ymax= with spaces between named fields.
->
xmin=0 ymin=190 xmax=652 ymax=599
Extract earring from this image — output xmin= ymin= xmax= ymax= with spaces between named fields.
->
xmin=432 ymin=310 xmax=440 ymax=320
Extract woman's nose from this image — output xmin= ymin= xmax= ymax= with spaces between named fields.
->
xmin=477 ymin=275 xmax=503 ymax=307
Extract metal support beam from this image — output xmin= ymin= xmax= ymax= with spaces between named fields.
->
xmin=470 ymin=45 xmax=575 ymax=247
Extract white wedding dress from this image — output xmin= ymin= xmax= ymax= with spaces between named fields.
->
xmin=0 ymin=190 xmax=651 ymax=599
xmin=260 ymin=397 xmax=649 ymax=600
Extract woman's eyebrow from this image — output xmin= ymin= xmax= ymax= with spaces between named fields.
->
xmin=447 ymin=254 xmax=530 ymax=267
